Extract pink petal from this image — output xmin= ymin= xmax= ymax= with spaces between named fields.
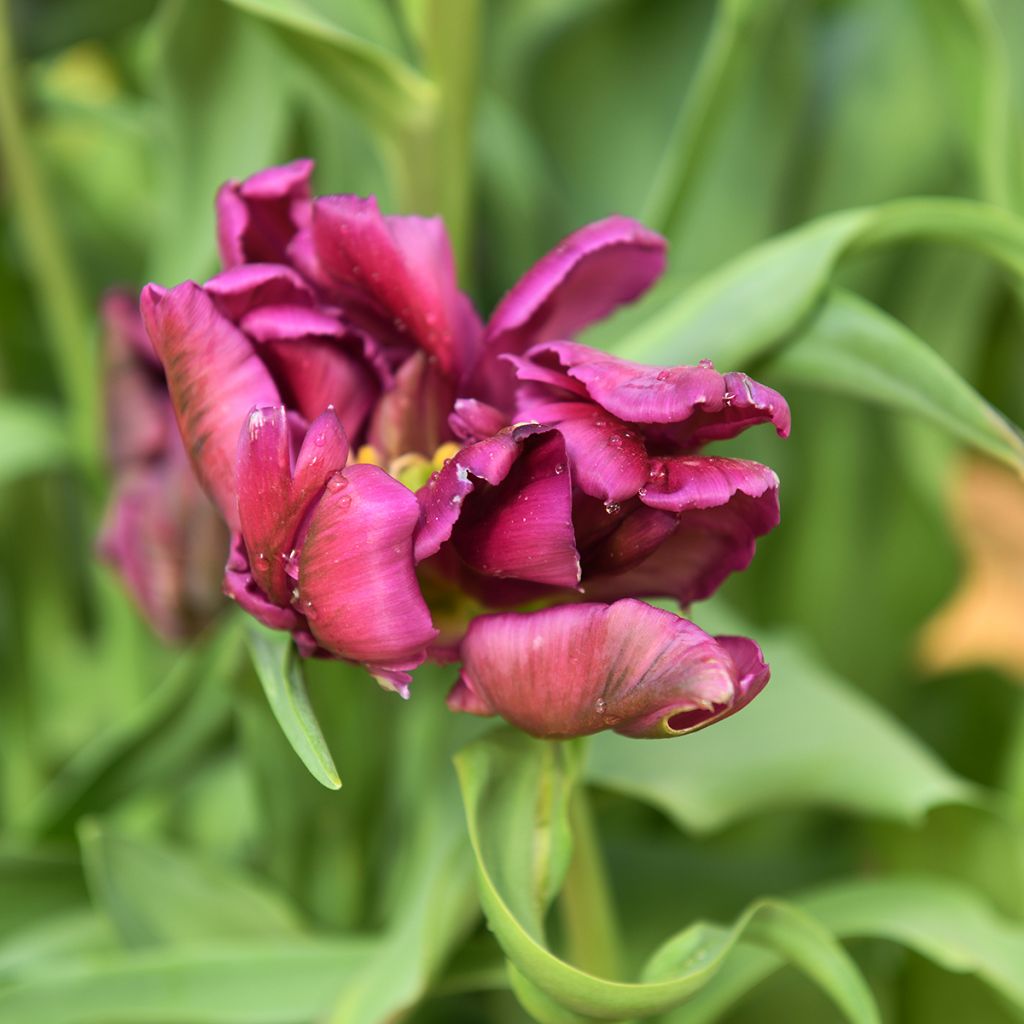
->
xmin=312 ymin=195 xmax=480 ymax=374
xmin=216 ymin=159 xmax=314 ymax=269
xmin=519 ymin=399 xmax=649 ymax=503
xmin=640 ymin=456 xmax=780 ymax=514
xmin=448 ymin=398 xmax=509 ymax=443
xmin=583 ymin=473 xmax=780 ymax=606
xmin=449 ymin=599 xmax=766 ymax=739
xmin=523 ymin=343 xmax=791 ymax=442
xmin=297 ymin=464 xmax=437 ymax=680
xmin=236 ymin=407 xmax=348 ymax=606
xmin=470 ymin=217 xmax=666 ymax=405
xmin=204 ymin=264 xmax=315 ymax=323
xmin=141 ymin=282 xmax=281 ymax=531
xmin=450 ymin=431 xmax=580 ymax=586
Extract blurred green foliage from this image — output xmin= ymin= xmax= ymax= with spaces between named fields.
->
xmin=2 ymin=0 xmax=1024 ymax=1021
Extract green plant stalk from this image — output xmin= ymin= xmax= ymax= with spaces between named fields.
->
xmin=395 ymin=0 xmax=480 ymax=276
xmin=0 ymin=0 xmax=101 ymax=477
xmin=642 ymin=0 xmax=778 ymax=234
xmin=558 ymin=780 xmax=623 ymax=982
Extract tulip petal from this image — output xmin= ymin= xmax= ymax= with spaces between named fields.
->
xmin=217 ymin=159 xmax=314 ymax=269
xmin=204 ymin=264 xmax=315 ymax=322
xmin=312 ymin=195 xmax=479 ymax=373
xmin=583 ymin=470 xmax=780 ymax=606
xmin=519 ymin=399 xmax=649 ymax=503
xmin=485 ymin=217 xmax=667 ymax=356
xmin=640 ymin=456 xmax=780 ymax=514
xmin=449 ymin=398 xmax=509 ymax=443
xmin=369 ymin=351 xmax=456 ymax=460
xmin=223 ymin=532 xmax=305 ymax=632
xmin=449 ymin=599 xmax=765 ymax=739
xmin=524 ymin=343 xmax=791 ymax=442
xmin=297 ymin=464 xmax=437 ymax=685
xmin=142 ymin=282 xmax=281 ymax=530
xmin=236 ymin=406 xmax=348 ymax=606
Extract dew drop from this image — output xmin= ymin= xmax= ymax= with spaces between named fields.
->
xmin=303 ymin=599 xmax=318 ymax=621
xmin=603 ymin=501 xmax=621 ymax=515
xmin=594 ymin=418 xmax=607 ymax=428
xmin=336 ymin=494 xmax=353 ymax=511
xmin=254 ymin=552 xmax=270 ymax=572
xmin=698 ymin=358 xmax=714 ymax=369
xmin=608 ymin=435 xmax=623 ymax=447
xmin=313 ymin=431 xmax=327 ymax=447
xmin=638 ymin=486 xmax=647 ymax=498
xmin=722 ymin=391 xmax=734 ymax=405
xmin=595 ymin=697 xmax=608 ymax=716
xmin=554 ymin=463 xmax=565 ymax=475
xmin=327 ymin=473 xmax=348 ymax=493
xmin=451 ymin=494 xmax=463 ymax=506
xmin=656 ymin=369 xmax=670 ymax=381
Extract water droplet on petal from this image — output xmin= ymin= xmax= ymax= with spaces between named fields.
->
xmin=656 ymin=370 xmax=670 ymax=381
xmin=313 ymin=431 xmax=327 ymax=447
xmin=698 ymin=358 xmax=714 ymax=369
xmin=336 ymin=494 xmax=352 ymax=511
xmin=303 ymin=599 xmax=318 ymax=621
xmin=595 ymin=697 xmax=608 ymax=717
xmin=638 ymin=486 xmax=647 ymax=498
xmin=554 ymin=463 xmax=565 ymax=475
xmin=594 ymin=418 xmax=607 ymax=428
xmin=608 ymin=434 xmax=623 ymax=447
xmin=254 ymin=552 xmax=270 ymax=572
xmin=327 ymin=473 xmax=348 ymax=493
xmin=451 ymin=494 xmax=463 ymax=506
xmin=603 ymin=501 xmax=621 ymax=515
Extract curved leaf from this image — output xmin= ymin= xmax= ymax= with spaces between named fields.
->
xmin=244 ymin=620 xmax=341 ymax=790
xmin=609 ymin=198 xmax=1024 ymax=368
xmin=455 ymin=730 xmax=880 ymax=1023
xmin=771 ymin=289 xmax=1024 ymax=471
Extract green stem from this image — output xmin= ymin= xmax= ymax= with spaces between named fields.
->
xmin=395 ymin=0 xmax=480 ymax=276
xmin=642 ymin=0 xmax=776 ymax=235
xmin=558 ymin=781 xmax=623 ymax=981
xmin=0 ymin=0 xmax=101 ymax=477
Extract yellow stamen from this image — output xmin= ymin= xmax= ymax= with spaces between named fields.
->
xmin=354 ymin=444 xmax=383 ymax=466
xmin=431 ymin=441 xmax=462 ymax=470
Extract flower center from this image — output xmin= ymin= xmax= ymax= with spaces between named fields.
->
xmin=353 ymin=441 xmax=462 ymax=491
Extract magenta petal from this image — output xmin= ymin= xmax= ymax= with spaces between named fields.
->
xmin=141 ymin=282 xmax=281 ymax=530
xmin=450 ymin=599 xmax=765 ymax=739
xmin=369 ymin=351 xmax=455 ymax=460
xmin=204 ymin=264 xmax=315 ymax=322
xmin=312 ymin=195 xmax=479 ymax=373
xmin=451 ymin=431 xmax=580 ymax=586
xmin=485 ymin=217 xmax=667 ymax=357
xmin=640 ymin=456 xmax=780 ymax=514
xmin=236 ymin=407 xmax=348 ymax=605
xmin=682 ymin=370 xmax=792 ymax=444
xmin=449 ymin=398 xmax=509 ymax=443
xmin=297 ymin=463 xmax=437 ymax=673
xmin=217 ymin=159 xmax=314 ymax=269
xmin=522 ymin=400 xmax=649 ymax=503
xmin=224 ymin=533 xmax=305 ymax=631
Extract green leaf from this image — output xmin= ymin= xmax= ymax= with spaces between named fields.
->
xmin=220 ymin=0 xmax=435 ymax=137
xmin=586 ymin=606 xmax=981 ymax=834
xmin=665 ymin=875 xmax=1024 ymax=1023
xmin=24 ymin=617 xmax=245 ymax=837
xmin=0 ymin=398 xmax=69 ymax=484
xmin=244 ymin=620 xmax=341 ymax=790
xmin=0 ymin=911 xmax=114 ymax=983
xmin=0 ymin=850 xmax=87 ymax=936
xmin=770 ymin=289 xmax=1024 ymax=471
xmin=0 ymin=939 xmax=376 ymax=1024
xmin=608 ymin=198 xmax=1024 ymax=369
xmin=456 ymin=730 xmax=880 ymax=1022
xmin=149 ymin=0 xmax=293 ymax=282
xmin=78 ymin=820 xmax=304 ymax=946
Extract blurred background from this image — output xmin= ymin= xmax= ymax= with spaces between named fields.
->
xmin=2 ymin=1 xmax=1024 ymax=1021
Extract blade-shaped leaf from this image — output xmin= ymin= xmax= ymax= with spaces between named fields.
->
xmin=665 ymin=874 xmax=1024 ymax=1022
xmin=221 ymin=0 xmax=435 ymax=136
xmin=244 ymin=620 xmax=340 ymax=790
xmin=607 ymin=198 xmax=1024 ymax=368
xmin=0 ymin=939 xmax=376 ymax=1024
xmin=770 ymin=289 xmax=1024 ymax=472
xmin=78 ymin=821 xmax=304 ymax=947
xmin=585 ymin=603 xmax=981 ymax=834
xmin=455 ymin=730 xmax=880 ymax=1022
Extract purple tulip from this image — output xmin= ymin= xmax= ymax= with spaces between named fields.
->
xmin=97 ymin=291 xmax=226 ymax=640
xmin=139 ymin=159 xmax=789 ymax=735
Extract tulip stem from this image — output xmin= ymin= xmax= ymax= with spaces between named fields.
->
xmin=0 ymin=0 xmax=102 ymax=477
xmin=559 ymin=780 xmax=623 ymax=981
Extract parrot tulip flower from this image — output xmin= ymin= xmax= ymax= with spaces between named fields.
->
xmin=139 ymin=159 xmax=789 ymax=737
xmin=97 ymin=291 xmax=226 ymax=640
